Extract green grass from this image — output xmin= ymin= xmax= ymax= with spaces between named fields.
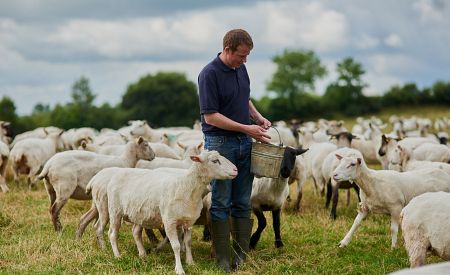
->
xmin=0 ymin=179 xmax=444 ymax=274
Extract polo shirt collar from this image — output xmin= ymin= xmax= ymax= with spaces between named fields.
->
xmin=215 ymin=52 xmax=234 ymax=72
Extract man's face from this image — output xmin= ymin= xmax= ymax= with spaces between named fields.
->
xmin=225 ymin=44 xmax=250 ymax=68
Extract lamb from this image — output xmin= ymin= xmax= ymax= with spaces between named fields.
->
xmin=400 ymin=192 xmax=450 ymax=267
xmin=0 ymin=140 xmax=10 ymax=192
xmin=37 ymin=137 xmax=155 ymax=231
xmin=332 ymin=150 xmax=450 ymax=248
xmin=9 ymin=130 xmax=64 ymax=188
xmin=249 ymin=147 xmax=308 ymax=249
xmin=387 ymin=144 xmax=450 ymax=174
xmin=96 ymin=150 xmax=237 ymax=275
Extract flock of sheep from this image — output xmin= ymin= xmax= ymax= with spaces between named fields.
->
xmin=0 ymin=115 xmax=449 ymax=274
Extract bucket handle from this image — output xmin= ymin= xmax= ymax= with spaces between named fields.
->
xmin=250 ymin=119 xmax=283 ymax=147
xmin=270 ymin=126 xmax=283 ymax=147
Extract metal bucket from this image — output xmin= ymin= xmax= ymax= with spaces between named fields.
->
xmin=251 ymin=127 xmax=286 ymax=178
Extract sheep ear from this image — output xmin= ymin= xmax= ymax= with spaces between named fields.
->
xmin=190 ymin=155 xmax=202 ymax=163
xmin=335 ymin=154 xmax=343 ymax=160
xmin=59 ymin=130 xmax=64 ymax=136
xmin=197 ymin=142 xmax=204 ymax=150
xmin=297 ymin=148 xmax=308 ymax=155
xmin=163 ymin=133 xmax=168 ymax=138
xmin=137 ymin=136 xmax=144 ymax=144
xmin=43 ymin=128 xmax=49 ymax=135
xmin=357 ymin=158 xmax=362 ymax=165
xmin=81 ymin=140 xmax=87 ymax=149
xmin=177 ymin=142 xmax=186 ymax=150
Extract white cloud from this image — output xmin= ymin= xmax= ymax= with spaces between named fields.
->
xmin=259 ymin=1 xmax=349 ymax=52
xmin=354 ymin=34 xmax=380 ymax=49
xmin=384 ymin=34 xmax=403 ymax=48
xmin=412 ymin=0 xmax=444 ymax=23
xmin=367 ymin=54 xmax=420 ymax=75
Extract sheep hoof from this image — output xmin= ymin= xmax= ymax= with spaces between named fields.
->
xmin=275 ymin=240 xmax=284 ymax=248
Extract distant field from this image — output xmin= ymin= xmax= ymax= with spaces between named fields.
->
xmin=1 ymin=107 xmax=449 ymax=274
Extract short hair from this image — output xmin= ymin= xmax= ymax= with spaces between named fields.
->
xmin=223 ymin=29 xmax=253 ymax=52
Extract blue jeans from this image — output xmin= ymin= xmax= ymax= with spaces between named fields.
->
xmin=204 ymin=134 xmax=254 ymax=222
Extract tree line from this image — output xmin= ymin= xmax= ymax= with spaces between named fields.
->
xmin=1 ymin=49 xmax=449 ymax=135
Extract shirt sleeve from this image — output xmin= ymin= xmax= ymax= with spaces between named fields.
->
xmin=198 ymin=68 xmax=219 ymax=114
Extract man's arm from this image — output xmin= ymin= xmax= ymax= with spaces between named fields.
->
xmin=204 ymin=112 xmax=271 ymax=143
xmin=249 ymin=100 xmax=271 ymax=129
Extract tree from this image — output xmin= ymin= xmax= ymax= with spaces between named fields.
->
xmin=323 ymin=57 xmax=375 ymax=115
xmin=267 ymin=49 xmax=327 ymax=97
xmin=71 ymin=76 xmax=96 ymax=109
xmin=381 ymin=83 xmax=422 ymax=106
xmin=121 ymin=72 xmax=199 ymax=127
xmin=0 ymin=96 xmax=18 ymax=123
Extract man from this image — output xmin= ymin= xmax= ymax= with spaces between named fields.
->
xmin=198 ymin=29 xmax=271 ymax=272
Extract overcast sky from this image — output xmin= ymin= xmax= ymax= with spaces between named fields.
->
xmin=1 ymin=0 xmax=449 ymax=115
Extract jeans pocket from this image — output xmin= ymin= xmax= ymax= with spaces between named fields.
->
xmin=205 ymin=136 xmax=225 ymax=150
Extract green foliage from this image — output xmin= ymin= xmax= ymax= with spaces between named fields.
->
xmin=122 ymin=72 xmax=199 ymax=127
xmin=267 ymin=49 xmax=327 ymax=100
xmin=0 ymin=96 xmax=18 ymax=123
xmin=431 ymin=80 xmax=450 ymax=104
xmin=381 ymin=83 xmax=423 ymax=106
xmin=322 ymin=57 xmax=380 ymax=116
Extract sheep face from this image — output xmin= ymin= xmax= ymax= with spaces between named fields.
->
xmin=136 ymin=137 xmax=156 ymax=161
xmin=279 ymin=147 xmax=308 ymax=178
xmin=191 ymin=150 xmax=237 ymax=180
xmin=332 ymin=154 xmax=362 ymax=182
xmin=387 ymin=145 xmax=404 ymax=171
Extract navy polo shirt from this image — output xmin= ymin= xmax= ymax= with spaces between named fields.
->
xmin=198 ymin=54 xmax=251 ymax=136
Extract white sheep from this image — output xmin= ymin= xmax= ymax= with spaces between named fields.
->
xmin=9 ymin=130 xmax=64 ymax=188
xmin=249 ymin=147 xmax=308 ymax=249
xmin=332 ymin=149 xmax=450 ymax=248
xmin=387 ymin=144 xmax=450 ymax=174
xmin=400 ymin=192 xmax=450 ymax=267
xmin=97 ymin=150 xmax=237 ymax=275
xmin=136 ymin=142 xmax=203 ymax=169
xmin=411 ymin=143 xmax=450 ymax=163
xmin=0 ymin=140 xmax=10 ymax=192
xmin=80 ymin=140 xmax=181 ymax=160
xmin=37 ymin=137 xmax=155 ymax=231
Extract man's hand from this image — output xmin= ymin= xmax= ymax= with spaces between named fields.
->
xmin=246 ymin=125 xmax=271 ymax=143
xmin=256 ymin=117 xmax=271 ymax=130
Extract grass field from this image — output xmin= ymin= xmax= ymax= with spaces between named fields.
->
xmin=1 ymin=106 xmax=449 ymax=274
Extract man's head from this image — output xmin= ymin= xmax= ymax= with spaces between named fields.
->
xmin=221 ymin=29 xmax=253 ymax=69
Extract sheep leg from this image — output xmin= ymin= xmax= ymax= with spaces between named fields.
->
xmin=353 ymin=184 xmax=361 ymax=202
xmin=144 ymin=229 xmax=159 ymax=244
xmin=338 ymin=208 xmax=368 ymax=247
xmin=325 ymin=182 xmax=332 ymax=209
xmin=0 ymin=176 xmax=9 ymax=192
xmin=403 ymin=231 xmax=429 ymax=267
xmin=272 ymin=209 xmax=283 ymax=248
xmin=95 ymin=202 xmax=110 ymax=249
xmin=132 ymin=224 xmax=146 ymax=257
xmin=164 ymin=221 xmax=185 ymax=275
xmin=390 ymin=213 xmax=400 ymax=249
xmin=250 ymin=210 xmax=266 ymax=250
xmin=44 ymin=180 xmax=56 ymax=209
xmin=108 ymin=213 xmax=122 ymax=257
xmin=76 ymin=204 xmax=98 ymax=239
xmin=50 ymin=198 xmax=68 ymax=232
xmin=295 ymin=183 xmax=303 ymax=211
xmin=330 ymin=182 xmax=339 ymax=220
xmin=183 ymin=226 xmax=194 ymax=265
xmin=346 ymin=190 xmax=351 ymax=206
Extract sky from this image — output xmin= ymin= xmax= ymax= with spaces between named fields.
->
xmin=1 ymin=0 xmax=449 ymax=115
